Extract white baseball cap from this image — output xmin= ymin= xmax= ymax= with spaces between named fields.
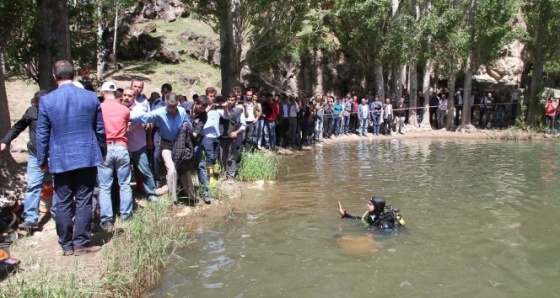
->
xmin=101 ymin=81 xmax=117 ymax=92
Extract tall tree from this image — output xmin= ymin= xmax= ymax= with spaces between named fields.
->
xmin=191 ymin=0 xmax=322 ymax=94
xmin=460 ymin=0 xmax=517 ymax=127
xmin=524 ymin=0 xmax=560 ymax=125
xmin=461 ymin=0 xmax=477 ymax=128
xmin=330 ymin=0 xmax=392 ymax=98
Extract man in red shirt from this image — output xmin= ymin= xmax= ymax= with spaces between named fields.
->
xmin=263 ymin=94 xmax=280 ymax=150
xmin=545 ymin=96 xmax=558 ymax=134
xmin=98 ymin=81 xmax=133 ymax=232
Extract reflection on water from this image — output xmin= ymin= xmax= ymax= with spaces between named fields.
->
xmin=153 ymin=140 xmax=560 ymax=297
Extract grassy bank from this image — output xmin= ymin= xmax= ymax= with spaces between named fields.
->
xmin=0 ymin=199 xmax=190 ymax=297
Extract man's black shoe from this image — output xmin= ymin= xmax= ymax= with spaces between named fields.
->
xmin=19 ymin=221 xmax=39 ymax=230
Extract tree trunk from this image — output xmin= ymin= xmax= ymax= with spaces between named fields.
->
xmin=0 ymin=51 xmax=18 ymax=199
xmin=231 ymin=0 xmax=242 ymax=84
xmin=312 ymin=48 xmax=324 ymax=95
xmin=461 ymin=0 xmax=477 ymax=128
xmin=219 ymin=0 xmax=237 ymax=95
xmin=97 ymin=6 xmax=104 ymax=80
xmin=420 ymin=59 xmax=432 ymax=127
xmin=462 ymin=51 xmax=474 ymax=126
xmin=408 ymin=62 xmax=418 ymax=127
xmin=392 ymin=64 xmax=403 ymax=100
xmin=446 ymin=78 xmax=455 ymax=130
xmin=38 ymin=0 xmax=71 ymax=90
xmin=0 ymin=53 xmax=11 ymax=139
xmin=374 ymin=64 xmax=385 ymax=102
xmin=113 ymin=4 xmax=119 ymax=70
xmin=527 ymin=61 xmax=544 ymax=125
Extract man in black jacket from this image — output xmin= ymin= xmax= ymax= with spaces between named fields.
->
xmin=219 ymin=93 xmax=245 ymax=183
xmin=0 ymin=90 xmax=47 ymax=229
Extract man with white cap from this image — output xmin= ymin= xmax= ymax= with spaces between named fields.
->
xmin=98 ymin=81 xmax=133 ymax=231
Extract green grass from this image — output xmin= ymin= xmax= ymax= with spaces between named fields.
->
xmin=237 ymin=151 xmax=280 ymax=182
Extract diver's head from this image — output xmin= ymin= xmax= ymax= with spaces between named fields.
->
xmin=369 ymin=196 xmax=385 ymax=214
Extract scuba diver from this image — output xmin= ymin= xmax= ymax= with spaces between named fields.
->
xmin=338 ymin=196 xmax=405 ymax=232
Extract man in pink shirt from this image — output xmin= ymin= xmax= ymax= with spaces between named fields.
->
xmin=121 ymin=87 xmax=158 ymax=204
xmin=98 ymin=81 xmax=133 ymax=232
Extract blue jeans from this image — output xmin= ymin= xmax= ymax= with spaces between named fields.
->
xmin=371 ymin=114 xmax=381 ymax=134
xmin=252 ymin=119 xmax=264 ymax=147
xmin=98 ymin=144 xmax=133 ymax=223
xmin=130 ymin=147 xmax=157 ymax=202
xmin=194 ymin=143 xmax=208 ymax=189
xmin=23 ymin=155 xmax=46 ymax=223
xmin=359 ymin=118 xmax=368 ymax=136
xmin=201 ymin=136 xmax=219 ymax=167
xmin=332 ymin=117 xmax=341 ymax=136
xmin=342 ymin=115 xmax=350 ymax=134
xmin=496 ymin=110 xmax=505 ymax=127
xmin=264 ymin=120 xmax=276 ymax=148
xmin=314 ymin=117 xmax=324 ymax=141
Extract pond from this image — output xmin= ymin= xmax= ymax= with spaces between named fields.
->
xmin=152 ymin=139 xmax=560 ymax=297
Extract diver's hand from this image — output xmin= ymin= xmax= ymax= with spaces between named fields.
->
xmin=338 ymin=201 xmax=345 ymax=218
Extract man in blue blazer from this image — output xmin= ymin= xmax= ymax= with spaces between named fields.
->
xmin=36 ymin=60 xmax=107 ymax=256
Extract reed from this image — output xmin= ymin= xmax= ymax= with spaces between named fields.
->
xmin=101 ymin=198 xmax=191 ymax=297
xmin=237 ymin=151 xmax=280 ymax=182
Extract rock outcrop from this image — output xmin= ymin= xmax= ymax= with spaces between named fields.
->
xmin=135 ymin=0 xmax=189 ymax=22
xmin=475 ymin=40 xmax=525 ymax=86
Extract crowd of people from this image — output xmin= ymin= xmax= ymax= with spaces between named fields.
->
xmin=0 ymin=58 xmax=542 ymax=255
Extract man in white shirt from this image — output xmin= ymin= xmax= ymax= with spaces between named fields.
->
xmin=242 ymin=89 xmax=257 ymax=151
xmin=438 ymin=94 xmax=448 ymax=129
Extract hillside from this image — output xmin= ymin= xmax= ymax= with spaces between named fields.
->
xmin=5 ymin=17 xmax=221 ymax=152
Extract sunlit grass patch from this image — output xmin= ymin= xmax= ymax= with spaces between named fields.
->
xmin=237 ymin=150 xmax=279 ymax=182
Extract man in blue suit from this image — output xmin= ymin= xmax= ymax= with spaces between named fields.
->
xmin=36 ymin=60 xmax=106 ymax=256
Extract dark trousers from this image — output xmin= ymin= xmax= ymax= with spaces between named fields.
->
xmin=219 ymin=137 xmax=238 ymax=179
xmin=276 ymin=118 xmax=289 ymax=147
xmin=349 ymin=114 xmax=358 ymax=133
xmin=455 ymin=105 xmax=462 ymax=126
xmin=243 ymin=122 xmax=255 ymax=151
xmin=288 ymin=117 xmax=298 ymax=146
xmin=295 ymin=119 xmax=304 ymax=146
xmin=479 ymin=107 xmax=485 ymax=127
xmin=323 ymin=117 xmax=333 ymax=138
xmin=151 ymin=131 xmax=163 ymax=185
xmin=429 ymin=108 xmax=437 ymax=127
xmin=53 ymin=167 xmax=97 ymax=251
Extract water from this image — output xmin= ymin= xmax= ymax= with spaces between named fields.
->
xmin=152 ymin=139 xmax=560 ymax=297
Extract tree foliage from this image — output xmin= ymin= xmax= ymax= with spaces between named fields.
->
xmin=522 ymin=0 xmax=560 ymax=124
xmin=188 ymin=0 xmax=325 ymax=92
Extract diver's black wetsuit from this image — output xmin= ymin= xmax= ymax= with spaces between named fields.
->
xmin=342 ymin=210 xmax=404 ymax=231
